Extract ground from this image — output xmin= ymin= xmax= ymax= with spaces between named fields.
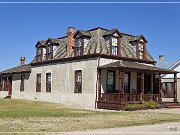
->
xmin=0 ymin=99 xmax=180 ymax=134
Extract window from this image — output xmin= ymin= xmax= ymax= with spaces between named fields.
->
xmin=37 ymin=47 xmax=42 ymax=62
xmin=36 ymin=74 xmax=41 ymax=92
xmin=138 ymin=42 xmax=144 ymax=59
xmin=75 ymin=38 xmax=83 ymax=56
xmin=20 ymin=74 xmax=25 ymax=91
xmin=47 ymin=45 xmax=53 ymax=60
xmin=75 ymin=70 xmax=82 ymax=93
xmin=0 ymin=77 xmax=2 ymax=91
xmin=124 ymin=73 xmax=130 ymax=93
xmin=112 ymin=37 xmax=118 ymax=55
xmin=46 ymin=73 xmax=51 ymax=92
xmin=104 ymin=35 xmax=119 ymax=56
xmin=4 ymin=77 xmax=8 ymax=91
xmin=106 ymin=71 xmax=115 ymax=93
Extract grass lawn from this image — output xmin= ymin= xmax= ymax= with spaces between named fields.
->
xmin=0 ymin=99 xmax=180 ymax=132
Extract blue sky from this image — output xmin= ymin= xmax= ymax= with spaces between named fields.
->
xmin=0 ymin=2 xmax=180 ymax=71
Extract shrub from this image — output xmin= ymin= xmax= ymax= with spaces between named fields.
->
xmin=124 ymin=101 xmax=161 ymax=111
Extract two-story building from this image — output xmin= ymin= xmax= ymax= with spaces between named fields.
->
xmin=0 ymin=27 xmax=178 ymax=110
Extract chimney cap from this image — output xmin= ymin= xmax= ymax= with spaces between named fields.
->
xmin=159 ymin=55 xmax=164 ymax=61
xmin=20 ymin=56 xmax=25 ymax=65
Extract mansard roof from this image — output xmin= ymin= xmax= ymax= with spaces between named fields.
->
xmin=32 ymin=27 xmax=154 ymax=63
xmin=0 ymin=64 xmax=31 ymax=75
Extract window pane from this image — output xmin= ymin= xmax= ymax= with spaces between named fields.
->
xmin=112 ymin=46 xmax=118 ymax=55
xmin=112 ymin=37 xmax=118 ymax=46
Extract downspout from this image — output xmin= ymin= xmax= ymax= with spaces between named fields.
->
xmin=95 ymin=28 xmax=101 ymax=109
xmin=95 ymin=56 xmax=100 ymax=109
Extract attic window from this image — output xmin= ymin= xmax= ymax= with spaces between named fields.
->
xmin=36 ymin=47 xmax=42 ymax=62
xmin=75 ymin=38 xmax=83 ymax=56
xmin=104 ymin=35 xmax=120 ymax=56
xmin=112 ymin=37 xmax=118 ymax=55
xmin=47 ymin=45 xmax=53 ymax=60
xmin=138 ymin=42 xmax=144 ymax=59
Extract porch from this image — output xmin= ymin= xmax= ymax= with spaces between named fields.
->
xmin=96 ymin=60 xmax=178 ymax=110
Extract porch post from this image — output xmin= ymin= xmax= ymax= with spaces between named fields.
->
xmin=158 ymin=73 xmax=162 ymax=102
xmin=140 ymin=73 xmax=144 ymax=101
xmin=151 ymin=74 xmax=154 ymax=94
xmin=174 ymin=73 xmax=178 ymax=102
xmin=98 ymin=69 xmax=101 ymax=99
xmin=119 ymin=70 xmax=124 ymax=101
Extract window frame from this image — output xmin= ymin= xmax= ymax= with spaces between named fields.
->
xmin=124 ymin=72 xmax=131 ymax=93
xmin=74 ymin=70 xmax=82 ymax=93
xmin=36 ymin=74 xmax=41 ymax=92
xmin=111 ymin=36 xmax=119 ymax=55
xmin=46 ymin=44 xmax=53 ymax=60
xmin=106 ymin=70 xmax=116 ymax=93
xmin=46 ymin=73 xmax=51 ymax=92
xmin=36 ymin=47 xmax=43 ymax=62
xmin=137 ymin=41 xmax=146 ymax=60
xmin=75 ymin=37 xmax=84 ymax=56
xmin=20 ymin=74 xmax=25 ymax=92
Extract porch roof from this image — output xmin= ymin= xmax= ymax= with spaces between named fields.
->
xmin=99 ymin=60 xmax=178 ymax=74
xmin=0 ymin=64 xmax=31 ymax=76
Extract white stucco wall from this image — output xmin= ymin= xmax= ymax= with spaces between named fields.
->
xmin=10 ymin=58 xmax=98 ymax=109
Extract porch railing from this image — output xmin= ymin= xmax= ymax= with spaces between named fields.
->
xmin=99 ymin=93 xmax=160 ymax=102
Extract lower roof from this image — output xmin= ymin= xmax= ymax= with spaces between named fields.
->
xmin=0 ymin=64 xmax=31 ymax=76
xmin=99 ymin=60 xmax=178 ymax=74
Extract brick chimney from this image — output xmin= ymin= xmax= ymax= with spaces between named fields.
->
xmin=159 ymin=55 xmax=164 ymax=61
xmin=66 ymin=27 xmax=75 ymax=57
xmin=20 ymin=57 xmax=25 ymax=65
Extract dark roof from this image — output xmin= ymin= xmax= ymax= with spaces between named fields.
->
xmin=32 ymin=27 xmax=154 ymax=63
xmin=74 ymin=30 xmax=91 ymax=37
xmin=100 ymin=60 xmax=177 ymax=74
xmin=35 ymin=40 xmax=46 ymax=47
xmin=130 ymin=35 xmax=147 ymax=43
xmin=0 ymin=64 xmax=31 ymax=75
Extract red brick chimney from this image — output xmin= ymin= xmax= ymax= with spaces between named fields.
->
xmin=67 ymin=27 xmax=75 ymax=57
xmin=20 ymin=57 xmax=25 ymax=65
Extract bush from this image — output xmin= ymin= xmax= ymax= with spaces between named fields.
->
xmin=124 ymin=101 xmax=161 ymax=111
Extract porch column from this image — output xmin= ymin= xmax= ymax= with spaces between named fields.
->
xmin=119 ymin=70 xmax=124 ymax=101
xmin=158 ymin=73 xmax=162 ymax=102
xmin=140 ymin=73 xmax=144 ymax=101
xmin=174 ymin=73 xmax=178 ymax=102
xmin=98 ymin=69 xmax=102 ymax=99
xmin=151 ymin=74 xmax=154 ymax=94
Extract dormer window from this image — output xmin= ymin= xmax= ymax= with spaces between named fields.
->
xmin=112 ymin=37 xmax=118 ymax=55
xmin=75 ymin=37 xmax=83 ymax=56
xmin=103 ymin=29 xmax=122 ymax=56
xmin=36 ymin=47 xmax=42 ymax=62
xmin=138 ymin=42 xmax=144 ymax=59
xmin=73 ymin=30 xmax=91 ymax=57
xmin=47 ymin=45 xmax=53 ymax=60
xmin=130 ymin=35 xmax=147 ymax=60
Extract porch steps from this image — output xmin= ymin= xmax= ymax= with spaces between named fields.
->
xmin=162 ymin=102 xmax=180 ymax=109
xmin=4 ymin=95 xmax=11 ymax=99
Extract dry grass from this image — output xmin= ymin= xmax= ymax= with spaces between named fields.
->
xmin=0 ymin=99 xmax=180 ymax=132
